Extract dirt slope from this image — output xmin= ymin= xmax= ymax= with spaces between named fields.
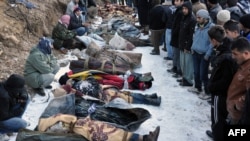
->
xmin=0 ymin=0 xmax=106 ymax=80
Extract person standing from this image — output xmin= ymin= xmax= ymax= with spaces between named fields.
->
xmin=178 ymin=1 xmax=196 ymax=87
xmin=162 ymin=1 xmax=177 ymax=60
xmin=189 ymin=9 xmax=214 ymax=95
xmin=0 ymin=74 xmax=30 ymax=141
xmin=168 ymin=0 xmax=186 ymax=76
xmin=149 ymin=4 xmax=167 ymax=55
xmin=205 ymin=25 xmax=238 ymax=141
xmin=239 ymin=14 xmax=250 ymax=41
xmin=24 ymin=37 xmax=60 ymax=96
xmin=206 ymin=0 xmax=222 ymax=24
xmin=223 ymin=19 xmax=241 ymax=40
xmin=227 ymin=37 xmax=250 ymax=125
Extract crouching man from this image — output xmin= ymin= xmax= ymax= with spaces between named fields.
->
xmin=0 ymin=74 xmax=30 ymax=141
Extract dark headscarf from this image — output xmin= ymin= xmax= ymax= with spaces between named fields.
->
xmin=37 ymin=37 xmax=53 ymax=55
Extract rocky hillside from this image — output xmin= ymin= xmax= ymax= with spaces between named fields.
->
xmin=0 ymin=0 xmax=106 ymax=80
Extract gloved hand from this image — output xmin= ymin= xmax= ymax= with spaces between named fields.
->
xmin=204 ymin=55 xmax=209 ymax=61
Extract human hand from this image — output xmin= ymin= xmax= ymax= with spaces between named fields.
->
xmin=204 ymin=55 xmax=209 ymax=61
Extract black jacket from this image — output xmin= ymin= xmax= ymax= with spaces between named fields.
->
xmin=68 ymin=13 xmax=83 ymax=30
xmin=208 ymin=38 xmax=238 ymax=96
xmin=0 ymin=82 xmax=25 ymax=121
xmin=148 ymin=5 xmax=166 ymax=30
xmin=178 ymin=1 xmax=196 ymax=51
xmin=170 ymin=5 xmax=183 ymax=48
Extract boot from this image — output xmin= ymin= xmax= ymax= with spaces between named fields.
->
xmin=143 ymin=126 xmax=160 ymax=141
xmin=146 ymin=96 xmax=161 ymax=106
xmin=145 ymin=93 xmax=158 ymax=98
xmin=33 ymin=88 xmax=45 ymax=96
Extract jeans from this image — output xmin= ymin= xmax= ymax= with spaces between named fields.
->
xmin=41 ymin=64 xmax=60 ymax=87
xmin=192 ymin=51 xmax=209 ymax=91
xmin=75 ymin=27 xmax=88 ymax=36
xmin=180 ymin=50 xmax=194 ymax=84
xmin=172 ymin=47 xmax=181 ymax=73
xmin=0 ymin=98 xmax=30 ymax=133
xmin=165 ymin=29 xmax=173 ymax=59
xmin=131 ymin=93 xmax=147 ymax=104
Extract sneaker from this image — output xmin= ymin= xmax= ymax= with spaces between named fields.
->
xmin=0 ymin=134 xmax=10 ymax=141
xmin=179 ymin=81 xmax=193 ymax=87
xmin=188 ymin=87 xmax=202 ymax=94
xmin=206 ymin=130 xmax=214 ymax=139
xmin=33 ymin=88 xmax=46 ymax=96
xmin=176 ymin=78 xmax=182 ymax=82
xmin=162 ymin=48 xmax=167 ymax=52
xmin=150 ymin=50 xmax=160 ymax=55
xmin=172 ymin=73 xmax=181 ymax=78
xmin=199 ymin=93 xmax=211 ymax=100
xmin=164 ymin=57 xmax=172 ymax=60
xmin=207 ymin=100 xmax=212 ymax=105
xmin=167 ymin=68 xmax=177 ymax=74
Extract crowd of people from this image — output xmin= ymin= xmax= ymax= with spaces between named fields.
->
xmin=136 ymin=0 xmax=250 ymax=141
xmin=1 ymin=0 xmax=250 ymax=141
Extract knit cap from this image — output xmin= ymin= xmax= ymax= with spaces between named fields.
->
xmin=217 ymin=10 xmax=230 ymax=23
xmin=239 ymin=14 xmax=250 ymax=29
xmin=196 ymin=9 xmax=210 ymax=19
xmin=5 ymin=74 xmax=25 ymax=92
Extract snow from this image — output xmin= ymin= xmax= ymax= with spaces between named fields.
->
xmin=9 ymin=45 xmax=213 ymax=141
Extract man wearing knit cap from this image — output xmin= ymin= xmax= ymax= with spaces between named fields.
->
xmin=189 ymin=9 xmax=214 ymax=98
xmin=0 ymin=74 xmax=30 ymax=140
xmin=216 ymin=9 xmax=230 ymax=26
xmin=206 ymin=0 xmax=222 ymax=24
xmin=239 ymin=14 xmax=250 ymax=41
xmin=52 ymin=15 xmax=77 ymax=54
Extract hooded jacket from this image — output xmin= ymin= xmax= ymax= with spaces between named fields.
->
xmin=178 ymin=1 xmax=197 ymax=51
xmin=23 ymin=46 xmax=57 ymax=88
xmin=191 ymin=20 xmax=214 ymax=58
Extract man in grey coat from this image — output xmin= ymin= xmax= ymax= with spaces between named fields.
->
xmin=23 ymin=37 xmax=59 ymax=96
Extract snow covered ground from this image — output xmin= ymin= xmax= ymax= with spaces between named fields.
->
xmin=9 ymin=45 xmax=213 ymax=141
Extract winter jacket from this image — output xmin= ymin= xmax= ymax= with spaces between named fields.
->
xmin=208 ymin=37 xmax=237 ymax=96
xmin=191 ymin=21 xmax=214 ymax=58
xmin=178 ymin=1 xmax=197 ymax=51
xmin=69 ymin=13 xmax=83 ymax=30
xmin=226 ymin=6 xmax=244 ymax=21
xmin=209 ymin=3 xmax=222 ymax=24
xmin=23 ymin=47 xmax=57 ymax=88
xmin=52 ymin=22 xmax=76 ymax=50
xmin=170 ymin=5 xmax=183 ymax=48
xmin=0 ymin=82 xmax=25 ymax=121
xmin=148 ymin=5 xmax=166 ymax=30
xmin=227 ymin=59 xmax=250 ymax=122
xmin=162 ymin=5 xmax=176 ymax=29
